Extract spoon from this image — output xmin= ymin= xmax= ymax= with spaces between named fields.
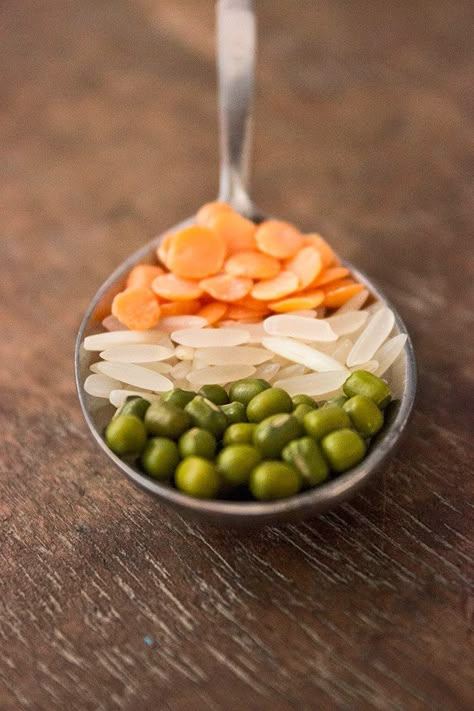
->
xmin=75 ymin=0 xmax=416 ymax=526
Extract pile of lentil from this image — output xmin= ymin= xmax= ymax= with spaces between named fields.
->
xmin=104 ymin=369 xmax=392 ymax=501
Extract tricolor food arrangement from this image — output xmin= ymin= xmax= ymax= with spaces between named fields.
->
xmin=83 ymin=202 xmax=407 ymax=501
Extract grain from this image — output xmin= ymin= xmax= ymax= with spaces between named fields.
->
xmin=187 ymin=365 xmax=257 ymax=386
xmin=84 ymin=373 xmax=122 ymax=398
xmin=274 ymin=371 xmax=348 ymax=397
xmin=83 ymin=330 xmax=166 ymax=351
xmin=95 ymin=362 xmax=173 ymax=391
xmin=326 ymin=310 xmax=369 ymax=336
xmin=194 ymin=347 xmax=273 ymax=366
xmin=262 ymin=337 xmax=349 ymax=372
xmin=375 ymin=334 xmax=408 ymax=376
xmin=171 ymin=328 xmax=250 ymax=347
xmin=100 ymin=344 xmax=175 ymax=363
xmin=264 ymin=315 xmax=338 ymax=342
xmin=346 ymin=308 xmax=395 ymax=367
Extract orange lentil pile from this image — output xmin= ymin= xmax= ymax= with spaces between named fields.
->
xmin=111 ymin=202 xmax=364 ymax=331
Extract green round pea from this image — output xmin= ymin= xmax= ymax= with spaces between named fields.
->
xmin=253 ymin=413 xmax=303 ymax=459
xmin=250 ymin=461 xmax=301 ymax=501
xmin=229 ymin=378 xmax=271 ymax=406
xmin=198 ymin=384 xmax=229 ymax=406
xmin=185 ymin=396 xmax=228 ymax=438
xmin=221 ymin=401 xmax=247 ymax=425
xmin=161 ymin=388 xmax=196 ymax=409
xmin=293 ymin=403 xmax=315 ymax=426
xmin=343 ymin=370 xmax=391 ymax=409
xmin=321 ymin=428 xmax=366 ymax=472
xmin=325 ymin=395 xmax=348 ymax=408
xmin=178 ymin=428 xmax=217 ymax=460
xmin=217 ymin=445 xmax=262 ymax=486
xmin=343 ymin=395 xmax=384 ymax=438
xmin=105 ymin=414 xmax=147 ymax=456
xmin=292 ymin=394 xmax=318 ymax=409
xmin=144 ymin=401 xmax=192 ymax=439
xmin=247 ymin=387 xmax=293 ymax=423
xmin=175 ymin=457 xmax=221 ymax=499
xmin=223 ymin=423 xmax=257 ymax=446
xmin=141 ymin=437 xmax=180 ymax=480
xmin=282 ymin=437 xmax=329 ymax=487
xmin=118 ymin=396 xmax=151 ymax=420
xmin=304 ymin=404 xmax=351 ymax=440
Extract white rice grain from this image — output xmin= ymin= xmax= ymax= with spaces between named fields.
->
xmin=195 ymin=346 xmax=273 ymax=366
xmin=274 ymin=371 xmax=348 ymax=397
xmin=336 ymin=289 xmax=369 ymax=313
xmin=219 ymin=321 xmax=267 ymax=343
xmin=187 ymin=365 xmax=256 ymax=386
xmin=172 ymin=328 xmax=250 ymax=348
xmin=262 ymin=337 xmax=348 ymax=373
xmin=331 ymin=338 xmax=353 ymax=364
xmin=346 ymin=308 xmax=395 ymax=367
xmin=95 ymin=361 xmax=173 ymax=391
xmin=326 ymin=310 xmax=368 ymax=336
xmin=375 ymin=334 xmax=407 ymax=376
xmin=264 ymin=315 xmax=337 ymax=342
xmin=100 ymin=344 xmax=175 ymax=363
xmin=84 ymin=373 xmax=122 ymax=398
xmin=84 ymin=330 xmax=167 ymax=351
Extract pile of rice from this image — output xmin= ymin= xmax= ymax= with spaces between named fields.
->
xmin=83 ymin=288 xmax=407 ymax=411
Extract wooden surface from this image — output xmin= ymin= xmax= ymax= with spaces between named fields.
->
xmin=1 ymin=1 xmax=473 ymax=709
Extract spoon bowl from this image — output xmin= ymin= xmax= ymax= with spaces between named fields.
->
xmin=75 ymin=0 xmax=416 ymax=526
xmin=75 ymin=232 xmax=416 ymax=526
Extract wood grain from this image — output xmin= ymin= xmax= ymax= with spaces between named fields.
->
xmin=0 ymin=0 xmax=473 ymax=709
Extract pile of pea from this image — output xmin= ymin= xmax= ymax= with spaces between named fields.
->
xmin=104 ymin=370 xmax=392 ymax=501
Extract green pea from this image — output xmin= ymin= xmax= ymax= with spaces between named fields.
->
xmin=161 ymin=388 xmax=196 ymax=409
xmin=141 ymin=437 xmax=180 ymax=480
xmin=229 ymin=378 xmax=271 ymax=406
xmin=221 ymin=401 xmax=247 ymax=425
xmin=198 ymin=384 xmax=229 ymax=406
xmin=343 ymin=395 xmax=384 ymax=438
xmin=185 ymin=396 xmax=228 ymax=438
xmin=247 ymin=387 xmax=293 ymax=423
xmin=325 ymin=395 xmax=348 ymax=408
xmin=223 ymin=423 xmax=257 ymax=446
xmin=105 ymin=414 xmax=147 ymax=456
xmin=292 ymin=394 xmax=318 ymax=409
xmin=250 ymin=461 xmax=301 ymax=501
xmin=321 ymin=428 xmax=366 ymax=473
xmin=217 ymin=445 xmax=262 ymax=486
xmin=293 ymin=403 xmax=315 ymax=426
xmin=118 ymin=396 xmax=151 ymax=420
xmin=282 ymin=437 xmax=329 ymax=487
xmin=175 ymin=457 xmax=221 ymax=499
xmin=144 ymin=401 xmax=192 ymax=439
xmin=253 ymin=413 xmax=303 ymax=459
xmin=343 ymin=370 xmax=391 ymax=409
xmin=179 ymin=427 xmax=217 ymax=460
xmin=304 ymin=405 xmax=351 ymax=440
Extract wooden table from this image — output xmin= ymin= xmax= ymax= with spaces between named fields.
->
xmin=1 ymin=1 xmax=473 ymax=708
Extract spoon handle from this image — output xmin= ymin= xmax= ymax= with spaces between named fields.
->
xmin=216 ymin=0 xmax=258 ymax=218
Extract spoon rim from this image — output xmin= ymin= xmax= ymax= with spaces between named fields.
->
xmin=75 ymin=223 xmax=417 ymax=525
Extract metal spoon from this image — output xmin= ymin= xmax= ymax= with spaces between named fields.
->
xmin=75 ymin=0 xmax=416 ymax=526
